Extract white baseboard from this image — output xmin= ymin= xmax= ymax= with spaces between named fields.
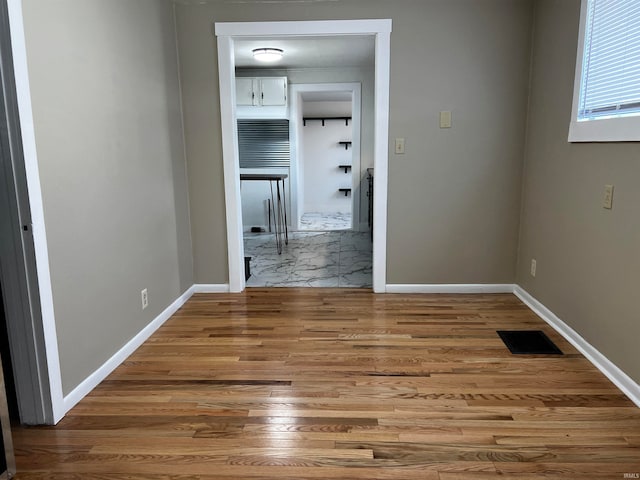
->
xmin=514 ymin=285 xmax=640 ymax=408
xmin=61 ymin=285 xmax=196 ymax=415
xmin=193 ymin=284 xmax=230 ymax=293
xmin=386 ymin=284 xmax=515 ymax=294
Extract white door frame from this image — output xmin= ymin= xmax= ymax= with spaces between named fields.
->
xmin=290 ymin=82 xmax=361 ymax=232
xmin=5 ymin=0 xmax=64 ymax=424
xmin=215 ymin=19 xmax=391 ymax=293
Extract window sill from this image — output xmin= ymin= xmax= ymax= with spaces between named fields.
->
xmin=569 ymin=115 xmax=640 ymax=143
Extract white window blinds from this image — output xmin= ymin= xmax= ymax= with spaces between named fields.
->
xmin=578 ymin=0 xmax=640 ymax=120
xmin=237 ymin=120 xmax=290 ymax=168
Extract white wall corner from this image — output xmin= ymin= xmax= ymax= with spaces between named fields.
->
xmin=513 ymin=285 xmax=640 ymax=408
xmin=60 ymin=286 xmax=196 ymax=418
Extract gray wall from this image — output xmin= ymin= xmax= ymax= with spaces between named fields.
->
xmin=174 ymin=0 xmax=533 ymax=285
xmin=518 ymin=0 xmax=640 ymax=383
xmin=22 ymin=0 xmax=193 ymax=395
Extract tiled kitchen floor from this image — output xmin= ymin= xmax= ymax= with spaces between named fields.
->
xmin=299 ymin=212 xmax=352 ymax=231
xmin=244 ymin=230 xmax=372 ymax=288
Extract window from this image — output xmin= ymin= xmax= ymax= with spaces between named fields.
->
xmin=569 ymin=0 xmax=640 ymax=142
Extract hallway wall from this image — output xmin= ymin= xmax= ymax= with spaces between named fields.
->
xmin=20 ymin=0 xmax=193 ymax=395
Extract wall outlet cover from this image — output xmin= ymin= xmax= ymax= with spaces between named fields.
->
xmin=141 ymin=288 xmax=149 ymax=310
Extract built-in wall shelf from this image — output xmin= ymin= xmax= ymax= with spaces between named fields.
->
xmin=338 ymin=141 xmax=352 ymax=150
xmin=338 ymin=165 xmax=352 ymax=173
xmin=339 ymin=188 xmax=352 ymax=197
xmin=303 ymin=116 xmax=352 ymax=127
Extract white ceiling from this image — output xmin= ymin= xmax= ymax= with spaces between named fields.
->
xmin=234 ymin=35 xmax=375 ymax=69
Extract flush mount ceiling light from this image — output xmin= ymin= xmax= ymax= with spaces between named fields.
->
xmin=252 ymin=48 xmax=284 ymax=63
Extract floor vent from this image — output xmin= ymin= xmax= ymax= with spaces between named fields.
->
xmin=497 ymin=330 xmax=563 ymax=355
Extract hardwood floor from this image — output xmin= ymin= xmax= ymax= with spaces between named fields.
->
xmin=12 ymin=289 xmax=640 ymax=479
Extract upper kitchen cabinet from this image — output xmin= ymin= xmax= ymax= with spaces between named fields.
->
xmin=235 ymin=77 xmax=288 ymax=119
xmin=236 ymin=77 xmax=287 ymax=107
xmin=236 ymin=78 xmax=257 ymax=106
xmin=260 ymin=78 xmax=287 ymax=106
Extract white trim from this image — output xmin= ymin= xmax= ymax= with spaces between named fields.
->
xmin=568 ymin=0 xmax=588 ymax=143
xmin=7 ymin=0 xmax=65 ymax=424
xmin=386 ymin=284 xmax=515 ymax=294
xmin=215 ymin=19 xmax=392 ymax=37
xmin=569 ymin=115 xmax=640 ymax=142
xmin=372 ymin=30 xmax=391 ymax=293
xmin=215 ymin=20 xmax=392 ymax=293
xmin=217 ymin=35 xmax=246 ymax=293
xmin=192 ymin=284 xmax=231 ymax=293
xmin=290 ymin=86 xmax=302 ymax=230
xmin=236 ymin=105 xmax=288 ymax=120
xmin=568 ymin=0 xmax=640 ymax=143
xmin=289 ymin=82 xmax=362 ymax=231
xmin=514 ymin=285 xmax=640 ymax=408
xmin=61 ymin=286 xmax=196 ymax=416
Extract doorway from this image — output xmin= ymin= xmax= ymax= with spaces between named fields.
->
xmin=298 ymin=97 xmax=354 ymax=231
xmin=238 ymin=81 xmax=372 ymax=288
xmin=215 ymin=19 xmax=391 ymax=293
xmin=292 ymin=84 xmax=362 ymax=233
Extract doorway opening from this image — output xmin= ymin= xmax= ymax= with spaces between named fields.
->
xmin=239 ymin=81 xmax=368 ymax=287
xmin=295 ymin=85 xmax=361 ymax=233
xmin=239 ymin=81 xmax=372 ymax=288
xmin=215 ymin=19 xmax=391 ymax=292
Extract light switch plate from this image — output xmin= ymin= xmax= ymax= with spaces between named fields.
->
xmin=395 ymin=138 xmax=405 ymax=154
xmin=440 ymin=111 xmax=452 ymax=128
xmin=603 ymin=184 xmax=614 ymax=209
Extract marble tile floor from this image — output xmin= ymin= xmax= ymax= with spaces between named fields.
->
xmin=244 ymin=230 xmax=372 ymax=288
xmin=299 ymin=212 xmax=352 ymax=231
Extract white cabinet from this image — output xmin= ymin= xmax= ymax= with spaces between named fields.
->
xmin=236 ymin=78 xmax=257 ymax=106
xmin=259 ymin=77 xmax=287 ymax=106
xmin=235 ymin=77 xmax=287 ymax=107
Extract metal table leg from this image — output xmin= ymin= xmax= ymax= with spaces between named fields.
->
xmin=269 ymin=180 xmax=282 ymax=254
xmin=281 ymin=178 xmax=288 ymax=245
xmin=275 ymin=179 xmax=285 ymax=251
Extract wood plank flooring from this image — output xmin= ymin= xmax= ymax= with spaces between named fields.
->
xmin=12 ymin=289 xmax=640 ymax=479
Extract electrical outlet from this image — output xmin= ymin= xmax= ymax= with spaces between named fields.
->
xmin=530 ymin=259 xmax=537 ymax=277
xmin=395 ymin=138 xmax=405 ymax=154
xmin=603 ymin=184 xmax=614 ymax=209
xmin=141 ymin=288 xmax=148 ymax=310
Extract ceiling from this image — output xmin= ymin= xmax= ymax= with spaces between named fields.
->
xmin=234 ymin=35 xmax=375 ymax=69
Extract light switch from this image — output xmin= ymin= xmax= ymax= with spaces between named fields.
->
xmin=395 ymin=137 xmax=405 ymax=154
xmin=440 ymin=110 xmax=452 ymax=129
xmin=603 ymin=184 xmax=614 ymax=209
